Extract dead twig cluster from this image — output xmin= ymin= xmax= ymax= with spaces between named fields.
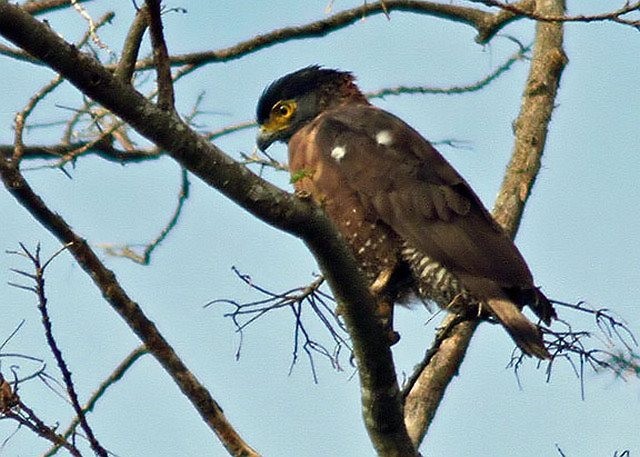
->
xmin=209 ymin=268 xmax=350 ymax=383
xmin=8 ymin=243 xmax=108 ymax=456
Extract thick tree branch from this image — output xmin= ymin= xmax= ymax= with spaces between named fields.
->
xmin=403 ymin=0 xmax=567 ymax=448
xmin=0 ymin=2 xmax=415 ymax=455
xmin=1 ymin=163 xmax=261 ymax=457
xmin=3 ymin=46 xmax=528 ymax=166
xmin=493 ymin=0 xmax=567 ymax=232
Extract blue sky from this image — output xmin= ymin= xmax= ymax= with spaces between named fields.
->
xmin=1 ymin=1 xmax=639 ymax=456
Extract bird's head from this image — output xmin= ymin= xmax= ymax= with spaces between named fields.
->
xmin=255 ymin=66 xmax=365 ymax=151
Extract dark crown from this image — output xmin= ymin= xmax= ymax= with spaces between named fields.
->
xmin=256 ymin=66 xmax=353 ymax=124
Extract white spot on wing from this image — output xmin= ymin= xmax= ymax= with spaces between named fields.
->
xmin=376 ymin=130 xmax=393 ymax=146
xmin=331 ymin=146 xmax=346 ymax=162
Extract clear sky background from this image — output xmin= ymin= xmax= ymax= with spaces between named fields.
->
xmin=1 ymin=1 xmax=639 ymax=456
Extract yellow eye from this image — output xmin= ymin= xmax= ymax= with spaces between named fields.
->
xmin=272 ymin=100 xmax=296 ymax=120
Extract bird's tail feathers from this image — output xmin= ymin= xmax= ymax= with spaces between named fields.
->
xmin=486 ymin=297 xmax=551 ymax=359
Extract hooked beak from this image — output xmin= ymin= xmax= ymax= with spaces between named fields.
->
xmin=256 ymin=127 xmax=278 ymax=152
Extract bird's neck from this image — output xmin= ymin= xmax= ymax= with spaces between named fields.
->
xmin=320 ymin=77 xmax=369 ymax=110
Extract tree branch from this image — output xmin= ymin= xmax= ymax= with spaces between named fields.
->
xmin=145 ymin=0 xmax=175 ymax=111
xmin=20 ymin=0 xmax=94 ymax=15
xmin=403 ymin=0 xmax=567 ymax=448
xmin=0 ymin=2 xmax=415 ymax=455
xmin=130 ymin=0 xmax=502 ymax=70
xmin=2 ymin=45 xmax=529 ymax=166
xmin=114 ymin=5 xmax=149 ymax=84
xmin=42 ymin=345 xmax=148 ymax=457
xmin=0 ymin=163 xmax=261 ymax=456
xmin=11 ymin=243 xmax=108 ymax=456
xmin=470 ymin=0 xmax=640 ymax=28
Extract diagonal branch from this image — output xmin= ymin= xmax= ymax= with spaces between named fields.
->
xmin=0 ymin=2 xmax=414 ymax=455
xmin=403 ymin=0 xmax=568 ymax=448
xmin=3 ymin=45 xmax=529 ymax=166
xmin=0 ymin=163 xmax=260 ymax=456
xmin=11 ymin=243 xmax=108 ymax=456
xmin=42 ymin=345 xmax=148 ymax=457
xmin=99 ymin=167 xmax=190 ymax=264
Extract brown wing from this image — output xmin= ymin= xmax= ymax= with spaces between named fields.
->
xmin=287 ymin=115 xmax=406 ymax=287
xmin=308 ymin=104 xmax=535 ymax=292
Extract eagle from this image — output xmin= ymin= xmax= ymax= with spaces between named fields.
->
xmin=255 ymin=66 xmax=555 ymax=359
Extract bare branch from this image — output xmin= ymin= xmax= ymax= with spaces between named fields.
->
xmin=42 ymin=345 xmax=148 ymax=457
xmin=145 ymin=0 xmax=175 ymax=111
xmin=0 ymin=162 xmax=260 ymax=455
xmin=10 ymin=243 xmax=108 ymax=456
xmin=2 ymin=396 xmax=83 ymax=456
xmin=99 ymin=167 xmax=190 ymax=264
xmin=470 ymin=0 xmax=640 ymax=28
xmin=115 ymin=5 xmax=150 ymax=84
xmin=0 ymin=4 xmax=417 ymax=454
xmin=69 ymin=0 xmax=114 ymax=57
xmin=492 ymin=5 xmax=568 ymax=233
xmin=367 ymin=43 xmax=530 ymax=99
xmin=0 ymin=2 xmax=494 ymax=67
xmin=12 ymin=76 xmax=64 ymax=164
xmin=0 ymin=142 xmax=162 ymax=163
xmin=20 ymin=0 xmax=94 ymax=15
xmin=4 ymin=45 xmax=528 ymax=168
xmin=129 ymin=1 xmax=506 ymax=70
xmin=403 ymin=0 xmax=568 ymax=447
xmin=210 ymin=269 xmax=349 ymax=381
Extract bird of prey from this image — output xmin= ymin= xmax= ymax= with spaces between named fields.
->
xmin=255 ymin=66 xmax=555 ymax=359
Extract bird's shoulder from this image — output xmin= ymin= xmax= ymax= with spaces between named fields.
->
xmin=302 ymin=104 xmax=481 ymax=221
xmin=309 ymin=104 xmax=464 ymax=185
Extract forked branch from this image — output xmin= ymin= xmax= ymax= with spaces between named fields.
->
xmin=403 ymin=0 xmax=567 ymax=447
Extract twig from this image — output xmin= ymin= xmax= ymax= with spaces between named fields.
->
xmin=42 ymin=345 xmax=148 ymax=457
xmin=212 ymin=269 xmax=349 ymax=380
xmin=4 ymin=46 xmax=527 ymax=167
xmin=0 ymin=320 xmax=26 ymax=352
xmin=70 ymin=0 xmax=114 ymax=57
xmin=12 ymin=76 xmax=64 ymax=163
xmin=99 ymin=167 xmax=190 ymax=264
xmin=10 ymin=243 xmax=108 ymax=456
xmin=2 ymin=396 xmax=82 ymax=456
xmin=206 ymin=120 xmax=257 ymax=141
xmin=0 ymin=152 xmax=260 ymax=456
xmin=367 ymin=43 xmax=530 ymax=99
